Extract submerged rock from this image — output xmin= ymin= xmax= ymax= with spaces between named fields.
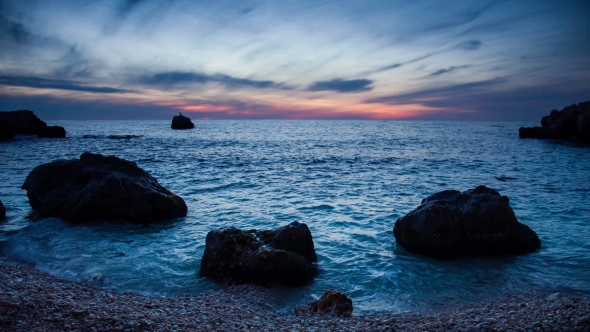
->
xmin=21 ymin=152 xmax=187 ymax=224
xmin=393 ymin=185 xmax=541 ymax=259
xmin=0 ymin=199 xmax=5 ymax=221
xmin=519 ymin=101 xmax=590 ymax=143
xmin=171 ymin=113 xmax=194 ymax=130
xmin=107 ymin=134 xmax=141 ymax=139
xmin=295 ymin=289 xmax=353 ymax=317
xmin=199 ymin=221 xmax=317 ymax=287
xmin=0 ymin=110 xmax=67 ymax=139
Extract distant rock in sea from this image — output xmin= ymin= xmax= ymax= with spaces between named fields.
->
xmin=171 ymin=113 xmax=195 ymax=130
xmin=107 ymin=134 xmax=141 ymax=139
xmin=0 ymin=110 xmax=66 ymax=140
xmin=21 ymin=152 xmax=187 ymax=224
xmin=0 ymin=199 xmax=5 ymax=221
xmin=393 ymin=185 xmax=541 ymax=259
xmin=519 ymin=101 xmax=590 ymax=143
xmin=199 ymin=221 xmax=318 ymax=287
xmin=295 ymin=289 xmax=353 ymax=317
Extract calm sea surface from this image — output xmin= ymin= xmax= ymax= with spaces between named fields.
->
xmin=1 ymin=120 xmax=589 ymax=313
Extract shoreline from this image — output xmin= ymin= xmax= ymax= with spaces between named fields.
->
xmin=1 ymin=256 xmax=589 ymax=331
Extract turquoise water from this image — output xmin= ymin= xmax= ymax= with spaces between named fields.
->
xmin=1 ymin=120 xmax=589 ymax=313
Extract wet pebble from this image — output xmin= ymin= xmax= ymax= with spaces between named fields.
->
xmin=1 ymin=256 xmax=589 ymax=332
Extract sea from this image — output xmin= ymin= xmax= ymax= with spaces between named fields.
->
xmin=0 ymin=120 xmax=589 ymax=314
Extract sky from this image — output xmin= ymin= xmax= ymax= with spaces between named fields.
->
xmin=0 ymin=0 xmax=589 ymax=121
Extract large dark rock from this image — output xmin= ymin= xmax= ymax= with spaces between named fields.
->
xmin=518 ymin=126 xmax=553 ymax=139
xmin=0 ymin=199 xmax=5 ymax=221
xmin=21 ymin=152 xmax=187 ymax=224
xmin=519 ymin=101 xmax=590 ymax=143
xmin=36 ymin=126 xmax=66 ymax=138
xmin=0 ymin=110 xmax=47 ymax=135
xmin=393 ymin=185 xmax=541 ymax=259
xmin=0 ymin=110 xmax=67 ymax=139
xmin=171 ymin=113 xmax=194 ymax=129
xmin=577 ymin=106 xmax=590 ymax=143
xmin=295 ymin=289 xmax=353 ymax=317
xmin=199 ymin=221 xmax=318 ymax=287
xmin=0 ymin=126 xmax=15 ymax=141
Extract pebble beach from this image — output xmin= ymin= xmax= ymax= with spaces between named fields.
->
xmin=1 ymin=256 xmax=589 ymax=332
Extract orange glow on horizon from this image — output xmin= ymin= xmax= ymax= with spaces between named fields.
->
xmin=179 ymin=104 xmax=233 ymax=112
xmin=0 ymin=84 xmax=455 ymax=120
xmin=174 ymin=98 xmax=444 ymax=119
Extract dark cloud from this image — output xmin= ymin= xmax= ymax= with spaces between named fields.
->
xmin=367 ymin=78 xmax=506 ymax=105
xmin=54 ymin=64 xmax=94 ymax=79
xmin=308 ymin=79 xmax=373 ymax=93
xmin=146 ymin=72 xmax=208 ymax=85
xmin=360 ymin=53 xmax=438 ymax=76
xmin=362 ymin=63 xmax=402 ymax=76
xmin=456 ymin=40 xmax=482 ymax=51
xmin=378 ymin=63 xmax=402 ymax=71
xmin=429 ymin=65 xmax=471 ymax=76
xmin=363 ymin=40 xmax=480 ymax=77
xmin=0 ymin=13 xmax=74 ymax=56
xmin=0 ymin=75 xmax=133 ymax=94
xmin=8 ymin=21 xmax=28 ymax=43
xmin=53 ymin=45 xmax=96 ymax=79
xmin=0 ymin=15 xmax=31 ymax=44
xmin=116 ymin=0 xmax=149 ymax=19
xmin=419 ymin=11 xmax=481 ymax=34
xmin=122 ymin=0 xmax=145 ymax=13
xmin=455 ymin=17 xmax=521 ymax=39
xmin=239 ymin=7 xmax=254 ymax=15
xmin=391 ymin=2 xmax=497 ymax=41
xmin=100 ymin=0 xmax=152 ymax=35
xmin=141 ymin=71 xmax=285 ymax=90
xmin=366 ymin=77 xmax=590 ymax=121
xmin=0 ymin=94 xmax=369 ymax=120
xmin=0 ymin=94 xmax=171 ymax=120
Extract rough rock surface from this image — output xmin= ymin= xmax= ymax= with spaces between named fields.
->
xmin=199 ymin=221 xmax=317 ymax=286
xmin=0 ymin=110 xmax=47 ymax=135
xmin=393 ymin=185 xmax=541 ymax=259
xmin=519 ymin=101 xmax=590 ymax=143
xmin=36 ymin=125 xmax=66 ymax=138
xmin=21 ymin=152 xmax=187 ymax=224
xmin=0 ymin=110 xmax=66 ymax=139
xmin=0 ymin=126 xmax=15 ymax=141
xmin=171 ymin=114 xmax=195 ymax=129
xmin=0 ymin=199 xmax=5 ymax=221
xmin=295 ymin=289 xmax=354 ymax=317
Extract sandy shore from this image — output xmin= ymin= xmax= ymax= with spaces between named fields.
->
xmin=1 ymin=256 xmax=588 ymax=332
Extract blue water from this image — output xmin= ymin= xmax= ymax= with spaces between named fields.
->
xmin=1 ymin=120 xmax=589 ymax=313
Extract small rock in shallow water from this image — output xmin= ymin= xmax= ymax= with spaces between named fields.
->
xmin=547 ymin=293 xmax=563 ymax=301
xmin=295 ymin=289 xmax=353 ymax=318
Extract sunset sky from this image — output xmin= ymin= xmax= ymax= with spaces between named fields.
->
xmin=1 ymin=0 xmax=589 ymax=120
